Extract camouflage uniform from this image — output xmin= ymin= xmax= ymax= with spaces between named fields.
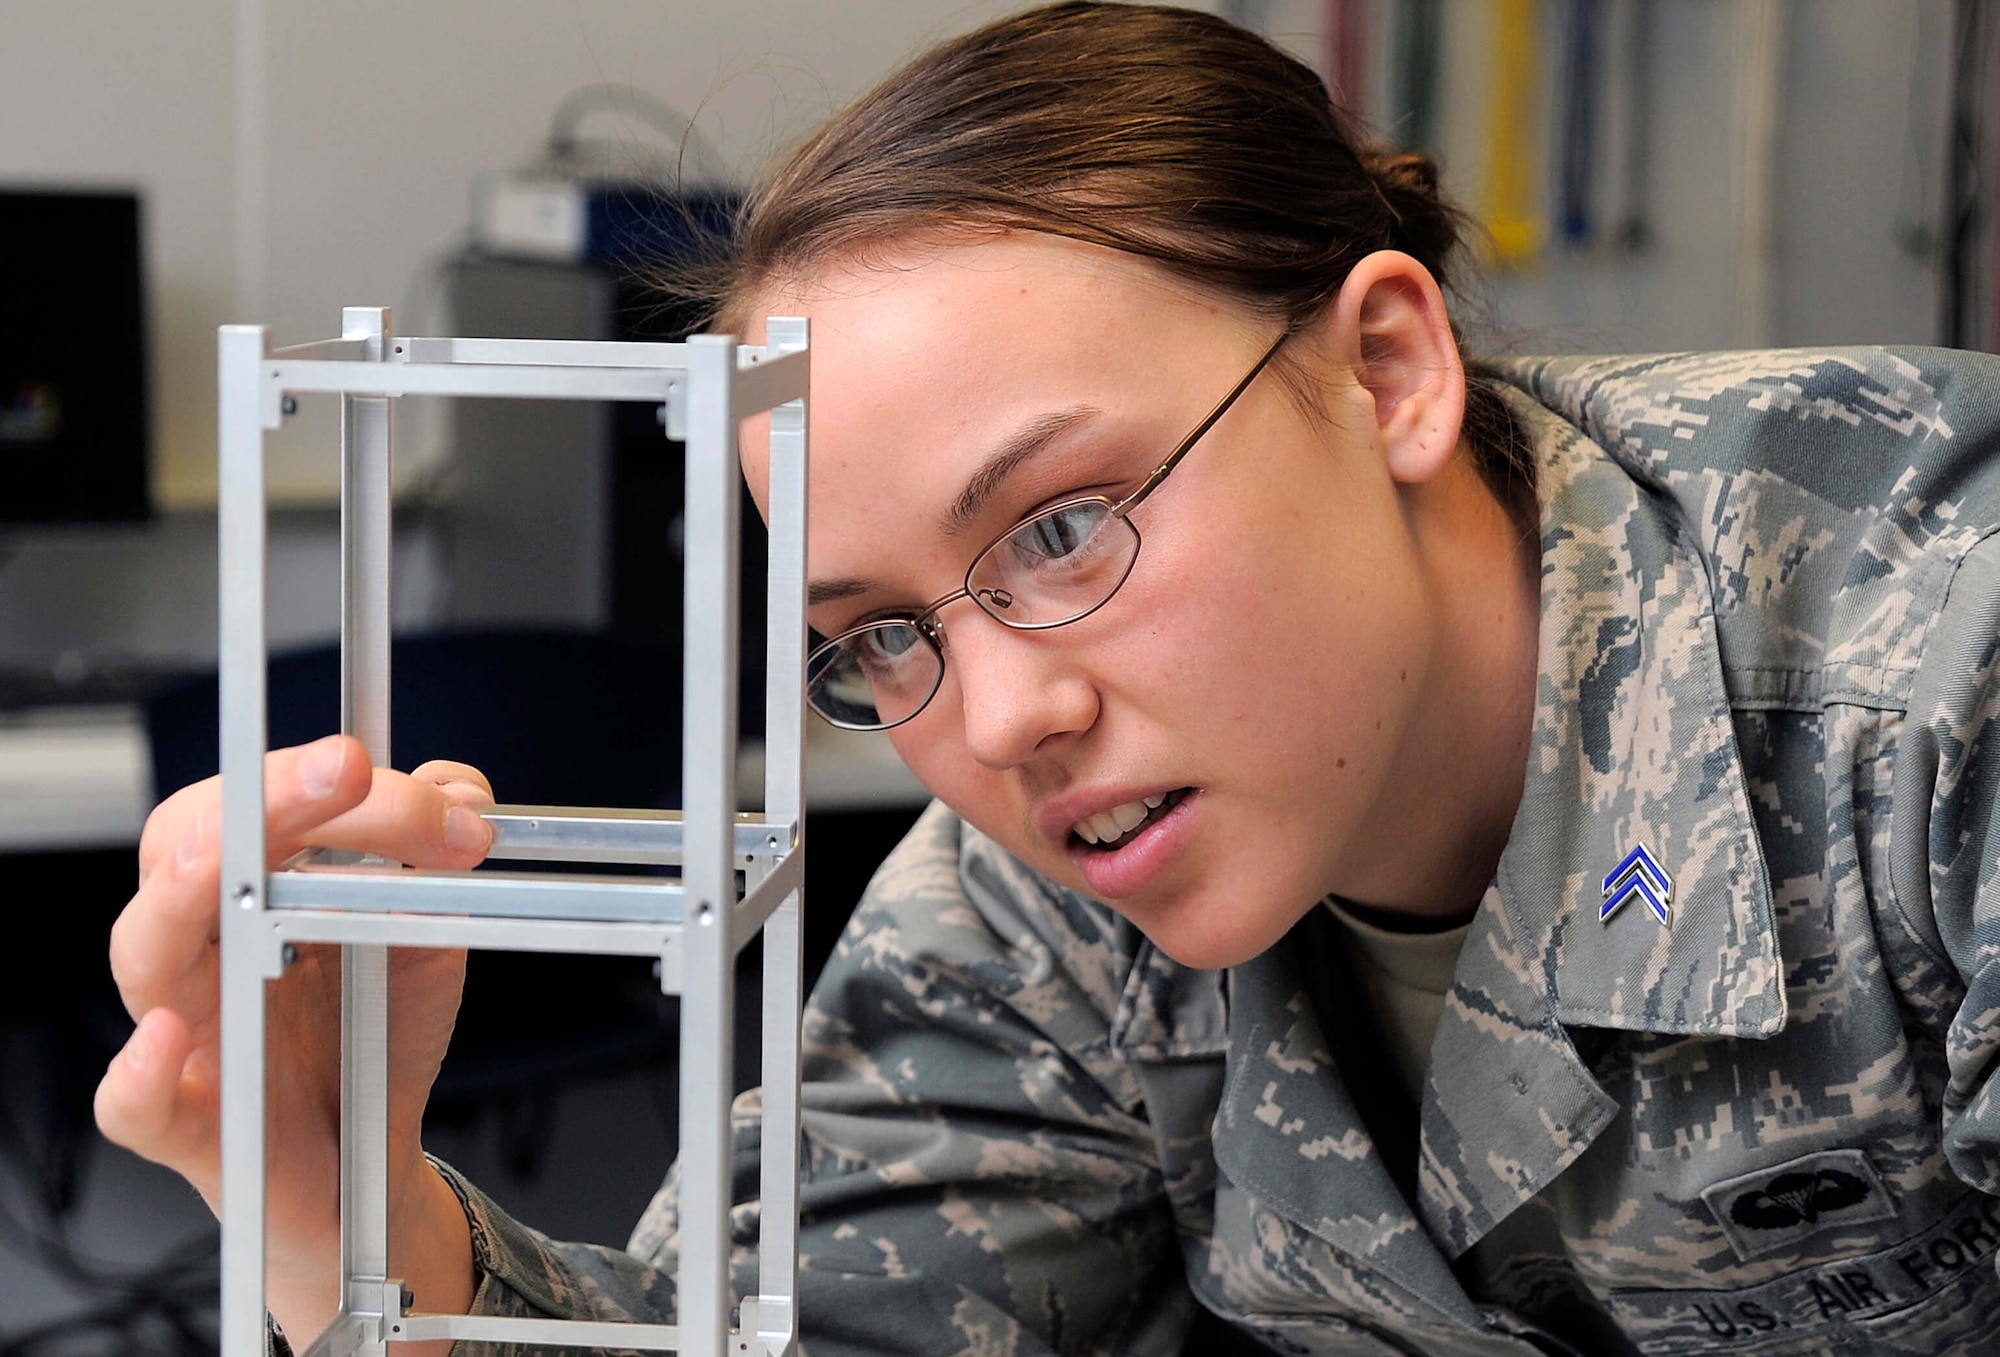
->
xmin=437 ymin=348 xmax=2000 ymax=1355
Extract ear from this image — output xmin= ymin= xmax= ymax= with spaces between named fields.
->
xmin=1324 ymin=250 xmax=1465 ymax=487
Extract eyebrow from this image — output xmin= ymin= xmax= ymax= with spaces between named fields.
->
xmin=804 ymin=404 xmax=1100 ymax=607
xmin=807 ymin=576 xmax=874 ymax=605
xmin=941 ymin=405 xmax=1099 ymax=539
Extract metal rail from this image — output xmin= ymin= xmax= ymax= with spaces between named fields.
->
xmin=217 ymin=308 xmax=810 ymax=1357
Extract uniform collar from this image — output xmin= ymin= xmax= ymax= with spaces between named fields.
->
xmin=1413 ymin=382 xmax=1786 ymax=1256
xmin=1218 ymin=941 xmax=1489 ymax=1324
xmin=1485 ymin=381 xmax=1785 ymax=1041
xmin=1099 ymin=373 xmax=1789 ymax=1272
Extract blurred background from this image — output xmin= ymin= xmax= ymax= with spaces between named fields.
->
xmin=0 ymin=1 xmax=1993 ymax=1352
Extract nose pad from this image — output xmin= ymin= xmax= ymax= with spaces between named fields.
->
xmin=973 ymin=586 xmax=1016 ymax=614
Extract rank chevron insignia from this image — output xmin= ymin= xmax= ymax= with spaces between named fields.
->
xmin=1600 ymin=842 xmax=1673 ymax=926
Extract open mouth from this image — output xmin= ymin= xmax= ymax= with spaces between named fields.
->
xmin=1070 ymin=787 xmax=1192 ymax=852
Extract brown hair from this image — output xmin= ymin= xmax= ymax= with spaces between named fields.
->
xmin=680 ymin=1 xmax=1532 ymax=516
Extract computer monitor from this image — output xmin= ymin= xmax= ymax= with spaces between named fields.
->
xmin=0 ymin=189 xmax=149 ymax=524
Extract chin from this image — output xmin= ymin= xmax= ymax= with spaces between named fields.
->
xmin=1116 ymin=894 xmax=1302 ymax=972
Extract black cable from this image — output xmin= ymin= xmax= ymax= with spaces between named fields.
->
xmin=0 ymin=1183 xmax=217 ymax=1357
xmin=1614 ymin=0 xmax=1653 ymax=252
xmin=540 ymin=83 xmax=719 ymax=187
xmin=1944 ymin=0 xmax=1990 ymax=348
xmin=1393 ymin=0 xmax=1443 ymax=151
xmin=1557 ymin=0 xmax=1605 ymax=247
xmin=0 ymin=1037 xmax=217 ymax=1357
xmin=548 ymin=84 xmax=695 ymax=159
xmin=0 ymin=1207 xmax=217 ymax=1357
xmin=1895 ymin=0 xmax=1944 ymax=260
xmin=0 ymin=1284 xmax=217 ymax=1357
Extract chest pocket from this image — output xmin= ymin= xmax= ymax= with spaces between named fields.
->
xmin=1598 ymin=1190 xmax=2000 ymax=1355
xmin=1199 ymin=1309 xmax=1546 ymax=1357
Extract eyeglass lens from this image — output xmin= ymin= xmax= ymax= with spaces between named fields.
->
xmin=807 ymin=622 xmax=942 ymax=729
xmin=806 ymin=498 xmax=1142 ymax=729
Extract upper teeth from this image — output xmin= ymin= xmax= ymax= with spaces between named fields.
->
xmin=1073 ymin=794 xmax=1167 ymax=845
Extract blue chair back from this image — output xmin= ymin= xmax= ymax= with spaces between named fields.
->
xmin=145 ymin=628 xmax=683 ymax=810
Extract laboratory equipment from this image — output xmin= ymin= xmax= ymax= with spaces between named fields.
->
xmin=216 ymin=307 xmax=809 ymax=1357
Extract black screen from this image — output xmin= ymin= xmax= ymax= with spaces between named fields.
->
xmin=0 ymin=190 xmax=149 ymax=524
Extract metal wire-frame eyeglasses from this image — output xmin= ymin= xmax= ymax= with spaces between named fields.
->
xmin=806 ymin=329 xmax=1292 ymax=730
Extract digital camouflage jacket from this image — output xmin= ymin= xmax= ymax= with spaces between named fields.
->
xmin=439 ymin=348 xmax=2000 ymax=1355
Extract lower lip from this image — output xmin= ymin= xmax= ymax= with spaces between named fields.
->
xmin=1066 ymin=790 xmax=1200 ymax=899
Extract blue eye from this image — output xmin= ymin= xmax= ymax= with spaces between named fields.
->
xmin=1013 ymin=501 xmax=1111 ymax=562
xmin=858 ymin=623 xmax=923 ymax=662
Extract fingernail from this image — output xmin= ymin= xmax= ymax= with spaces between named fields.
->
xmin=445 ymin=806 xmax=492 ymax=855
xmin=300 ymin=738 xmax=345 ymax=797
xmin=124 ymin=1022 xmax=154 ymax=1073
xmin=176 ymin=809 xmax=208 ymax=870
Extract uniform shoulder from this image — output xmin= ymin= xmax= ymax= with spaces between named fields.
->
xmin=1496 ymin=346 xmax=2000 ymax=702
xmin=1500 ymin=346 xmax=2000 ymax=496
xmin=829 ymin=800 xmax=1147 ymax=1039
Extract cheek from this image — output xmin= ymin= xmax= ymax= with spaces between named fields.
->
xmin=885 ymin=718 xmax=1030 ymax=855
xmin=1109 ymin=477 xmax=1425 ymax=775
xmin=886 ymin=721 xmax=955 ymax=792
xmin=1110 ymin=503 xmax=1336 ymax=709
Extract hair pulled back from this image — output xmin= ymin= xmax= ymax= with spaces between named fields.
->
xmin=694 ymin=1 xmax=1531 ymax=512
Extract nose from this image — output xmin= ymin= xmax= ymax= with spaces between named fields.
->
xmin=934 ymin=602 xmax=1098 ymax=770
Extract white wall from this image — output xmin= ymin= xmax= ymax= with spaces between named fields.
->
xmin=1471 ymin=0 xmax=1947 ymax=356
xmin=0 ymin=0 xmax=1958 ymax=515
xmin=0 ymin=0 xmax=236 ymax=510
xmin=0 ymin=0 xmax=1044 ymax=508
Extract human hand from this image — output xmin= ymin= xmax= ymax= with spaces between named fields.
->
xmin=95 ymin=734 xmax=493 ymax=1346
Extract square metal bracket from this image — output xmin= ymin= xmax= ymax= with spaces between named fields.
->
xmin=217 ymin=310 xmax=811 ymax=1357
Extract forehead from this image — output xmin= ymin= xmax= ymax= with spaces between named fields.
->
xmin=746 ymin=232 xmax=1232 ymax=354
xmin=735 ymin=236 xmax=1250 ymax=570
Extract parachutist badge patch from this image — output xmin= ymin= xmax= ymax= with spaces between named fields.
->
xmin=1700 ymin=1149 xmax=1898 ymax=1261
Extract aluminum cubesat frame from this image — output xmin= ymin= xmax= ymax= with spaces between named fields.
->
xmin=216 ymin=308 xmax=810 ymax=1357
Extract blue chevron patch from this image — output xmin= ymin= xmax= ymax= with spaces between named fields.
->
xmin=1600 ymin=842 xmax=1673 ymax=926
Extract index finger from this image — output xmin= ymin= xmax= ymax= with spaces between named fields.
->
xmin=306 ymin=765 xmax=495 ymax=867
xmin=113 ymin=747 xmax=489 ymax=1022
xmin=137 ymin=736 xmax=374 ymax=885
xmin=409 ymin=759 xmax=496 ymax=806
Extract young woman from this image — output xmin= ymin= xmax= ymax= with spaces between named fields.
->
xmin=96 ymin=5 xmax=2000 ymax=1354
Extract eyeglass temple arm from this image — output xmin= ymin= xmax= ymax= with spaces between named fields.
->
xmin=1113 ymin=330 xmax=1293 ymax=518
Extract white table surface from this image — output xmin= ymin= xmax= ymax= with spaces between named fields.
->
xmin=0 ymin=705 xmax=154 ymax=852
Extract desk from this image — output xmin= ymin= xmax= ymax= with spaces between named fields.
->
xmin=0 ymin=708 xmax=931 ymax=1256
xmin=0 ymin=705 xmax=928 ymax=854
xmin=0 ymin=706 xmax=153 ymax=853
xmin=740 ymin=723 xmax=932 ymax=814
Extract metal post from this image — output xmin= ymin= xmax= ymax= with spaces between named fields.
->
xmin=215 ymin=313 xmax=810 ymax=1355
xmin=755 ymin=319 xmax=808 ymax=1348
xmin=679 ymin=334 xmax=741 ymax=1356
xmin=339 ymin=307 xmax=394 ymax=1350
xmin=218 ymin=324 xmax=275 ymax=1356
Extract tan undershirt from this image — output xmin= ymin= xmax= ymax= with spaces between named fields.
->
xmin=1322 ymin=898 xmax=1473 ymax=1106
